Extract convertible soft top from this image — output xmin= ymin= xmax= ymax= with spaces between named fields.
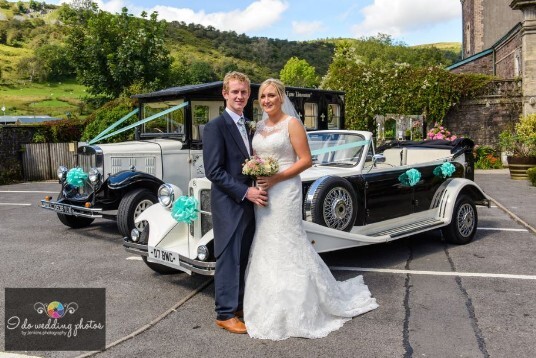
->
xmin=377 ymin=138 xmax=475 ymax=153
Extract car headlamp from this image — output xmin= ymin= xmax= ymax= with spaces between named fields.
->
xmin=197 ymin=245 xmax=209 ymax=261
xmin=158 ymin=183 xmax=178 ymax=208
xmin=131 ymin=228 xmax=140 ymax=243
xmin=88 ymin=167 xmax=101 ymax=185
xmin=158 ymin=184 xmax=175 ymax=208
xmin=57 ymin=166 xmax=68 ymax=181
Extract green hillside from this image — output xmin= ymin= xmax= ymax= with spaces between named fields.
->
xmin=0 ymin=2 xmax=461 ymax=119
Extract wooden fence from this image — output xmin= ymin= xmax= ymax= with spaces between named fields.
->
xmin=22 ymin=142 xmax=78 ymax=181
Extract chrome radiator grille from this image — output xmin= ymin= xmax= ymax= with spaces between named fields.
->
xmin=78 ymin=153 xmax=97 ymax=173
xmin=200 ymin=189 xmax=212 ymax=236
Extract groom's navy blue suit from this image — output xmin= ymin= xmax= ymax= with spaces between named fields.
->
xmin=203 ymin=109 xmax=255 ymax=321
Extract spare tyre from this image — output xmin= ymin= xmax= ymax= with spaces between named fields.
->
xmin=305 ymin=176 xmax=357 ymax=232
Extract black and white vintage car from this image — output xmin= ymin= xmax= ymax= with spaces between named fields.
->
xmin=40 ymin=83 xmax=345 ymax=236
xmin=123 ymin=130 xmax=490 ymax=275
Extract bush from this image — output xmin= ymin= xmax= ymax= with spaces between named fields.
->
xmin=499 ymin=113 xmax=536 ymax=157
xmin=0 ymin=157 xmax=22 ymax=185
xmin=81 ymin=97 xmax=137 ymax=143
xmin=528 ymin=167 xmax=536 ymax=187
xmin=474 ymin=145 xmax=503 ymax=169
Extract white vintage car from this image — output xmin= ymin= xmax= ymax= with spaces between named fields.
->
xmin=40 ymin=82 xmax=345 ymax=237
xmin=123 ymin=130 xmax=490 ymax=275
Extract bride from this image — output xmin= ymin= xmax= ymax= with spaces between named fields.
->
xmin=243 ymin=79 xmax=378 ymax=340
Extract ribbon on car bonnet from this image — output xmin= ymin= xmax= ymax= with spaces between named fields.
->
xmin=66 ymin=168 xmax=88 ymax=187
xmin=171 ymin=196 xmax=199 ymax=224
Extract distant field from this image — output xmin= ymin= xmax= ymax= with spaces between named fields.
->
xmin=414 ymin=42 xmax=462 ymax=54
xmin=0 ymin=80 xmax=87 ymax=118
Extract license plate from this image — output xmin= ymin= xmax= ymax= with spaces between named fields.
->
xmin=51 ymin=203 xmax=72 ymax=214
xmin=148 ymin=246 xmax=179 ymax=265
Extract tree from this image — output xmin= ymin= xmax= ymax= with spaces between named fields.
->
xmin=65 ymin=6 xmax=172 ymax=99
xmin=17 ymin=44 xmax=74 ymax=82
xmin=280 ymin=57 xmax=319 ymax=88
xmin=188 ymin=60 xmax=217 ymax=84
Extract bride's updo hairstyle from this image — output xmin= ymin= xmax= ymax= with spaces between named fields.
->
xmin=258 ymin=78 xmax=286 ymax=104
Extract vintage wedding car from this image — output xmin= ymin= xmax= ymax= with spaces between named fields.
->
xmin=40 ymin=83 xmax=344 ymax=237
xmin=123 ymin=130 xmax=490 ymax=275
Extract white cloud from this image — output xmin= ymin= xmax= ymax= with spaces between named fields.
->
xmin=60 ymin=0 xmax=288 ymax=33
xmin=151 ymin=0 xmax=288 ymax=33
xmin=351 ymin=0 xmax=460 ymax=38
xmin=292 ymin=21 xmax=324 ymax=36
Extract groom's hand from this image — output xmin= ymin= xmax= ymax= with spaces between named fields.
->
xmin=246 ymin=187 xmax=268 ymax=207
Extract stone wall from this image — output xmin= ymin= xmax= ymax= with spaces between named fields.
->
xmin=444 ymin=81 xmax=522 ymax=148
xmin=451 ymin=53 xmax=494 ymax=75
xmin=495 ymin=31 xmax=522 ymax=79
xmin=0 ymin=126 xmax=37 ymax=184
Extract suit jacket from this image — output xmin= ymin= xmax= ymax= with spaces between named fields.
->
xmin=202 ymin=111 xmax=254 ymax=258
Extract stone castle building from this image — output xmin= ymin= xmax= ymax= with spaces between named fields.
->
xmin=443 ymin=0 xmax=536 ymax=148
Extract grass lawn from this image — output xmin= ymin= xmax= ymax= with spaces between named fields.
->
xmin=0 ymin=79 xmax=88 ymax=118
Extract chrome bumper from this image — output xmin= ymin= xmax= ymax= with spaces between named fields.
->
xmin=123 ymin=239 xmax=216 ymax=276
xmin=40 ymin=199 xmax=103 ymax=218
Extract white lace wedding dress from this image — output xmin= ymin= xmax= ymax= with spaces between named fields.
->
xmin=243 ymin=116 xmax=378 ymax=340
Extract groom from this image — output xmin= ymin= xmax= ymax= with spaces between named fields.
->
xmin=203 ymin=71 xmax=268 ymax=334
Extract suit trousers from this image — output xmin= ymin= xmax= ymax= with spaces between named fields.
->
xmin=214 ymin=218 xmax=255 ymax=320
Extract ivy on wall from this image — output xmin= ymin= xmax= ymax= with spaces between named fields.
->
xmin=322 ymin=42 xmax=493 ymax=132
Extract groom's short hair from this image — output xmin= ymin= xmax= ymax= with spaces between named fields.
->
xmin=223 ymin=71 xmax=251 ymax=92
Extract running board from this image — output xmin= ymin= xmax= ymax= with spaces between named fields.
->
xmin=304 ymin=209 xmax=449 ymax=254
xmin=370 ymin=217 xmax=445 ymax=238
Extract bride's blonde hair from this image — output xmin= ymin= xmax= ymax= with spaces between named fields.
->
xmin=258 ymin=78 xmax=285 ymax=103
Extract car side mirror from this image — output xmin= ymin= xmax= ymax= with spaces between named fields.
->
xmin=372 ymin=154 xmax=386 ymax=164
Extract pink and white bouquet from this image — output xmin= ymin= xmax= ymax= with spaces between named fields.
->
xmin=242 ymin=155 xmax=279 ymax=177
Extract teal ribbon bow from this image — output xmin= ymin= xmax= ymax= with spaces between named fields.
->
xmin=66 ymin=168 xmax=88 ymax=187
xmin=398 ymin=168 xmax=421 ymax=187
xmin=433 ymin=162 xmax=456 ymax=178
xmin=171 ymin=196 xmax=199 ymax=224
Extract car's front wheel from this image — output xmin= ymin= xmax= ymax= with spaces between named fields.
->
xmin=306 ymin=176 xmax=358 ymax=232
xmin=57 ymin=213 xmax=95 ymax=229
xmin=117 ymin=188 xmax=157 ymax=237
xmin=138 ymin=224 xmax=181 ymax=275
xmin=442 ymin=194 xmax=478 ymax=244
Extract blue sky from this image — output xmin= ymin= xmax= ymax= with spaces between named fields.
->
xmin=54 ymin=0 xmax=462 ymax=46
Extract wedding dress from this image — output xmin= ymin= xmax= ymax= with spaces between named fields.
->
xmin=243 ymin=116 xmax=378 ymax=340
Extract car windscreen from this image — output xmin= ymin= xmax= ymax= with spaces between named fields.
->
xmin=307 ymin=132 xmax=368 ymax=167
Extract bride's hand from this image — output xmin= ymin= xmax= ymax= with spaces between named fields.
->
xmin=257 ymin=175 xmax=278 ymax=191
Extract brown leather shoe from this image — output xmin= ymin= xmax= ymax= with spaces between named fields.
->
xmin=234 ymin=310 xmax=243 ymax=318
xmin=216 ymin=317 xmax=247 ymax=334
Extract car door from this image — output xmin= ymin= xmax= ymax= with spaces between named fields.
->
xmin=362 ymin=168 xmax=415 ymax=223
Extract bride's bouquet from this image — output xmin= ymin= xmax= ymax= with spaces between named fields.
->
xmin=242 ymin=155 xmax=279 ymax=177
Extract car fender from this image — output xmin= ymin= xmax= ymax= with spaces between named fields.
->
xmin=431 ymin=178 xmax=490 ymax=225
xmin=107 ymin=170 xmax=164 ymax=191
xmin=134 ymin=203 xmax=180 ymax=247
